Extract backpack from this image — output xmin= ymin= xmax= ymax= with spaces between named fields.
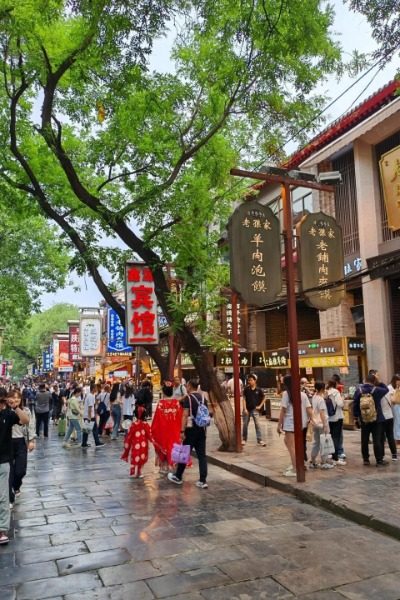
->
xmin=325 ymin=394 xmax=337 ymax=418
xmin=190 ymin=393 xmax=211 ymax=427
xmin=360 ymin=389 xmax=377 ymax=423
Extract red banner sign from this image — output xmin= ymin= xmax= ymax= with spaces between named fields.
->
xmin=125 ymin=263 xmax=159 ymax=345
xmin=69 ymin=325 xmax=81 ymax=362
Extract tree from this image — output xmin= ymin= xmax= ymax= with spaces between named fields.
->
xmin=0 ymin=187 xmax=70 ymax=336
xmin=5 ymin=303 xmax=79 ymax=377
xmin=0 ymin=1 xmax=341 ymax=449
xmin=347 ymin=1 xmax=400 ymax=61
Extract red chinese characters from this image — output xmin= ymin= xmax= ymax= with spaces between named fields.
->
xmin=125 ymin=263 xmax=159 ymax=345
xmin=68 ymin=325 xmax=81 ymax=362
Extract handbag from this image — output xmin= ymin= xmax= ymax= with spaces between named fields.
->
xmin=171 ymin=442 xmax=191 ymax=464
xmin=82 ymin=420 xmax=94 ymax=433
xmin=320 ymin=432 xmax=335 ymax=456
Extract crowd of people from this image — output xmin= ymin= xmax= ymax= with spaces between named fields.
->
xmin=0 ymin=375 xmax=210 ymax=546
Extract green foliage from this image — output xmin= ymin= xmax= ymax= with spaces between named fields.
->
xmin=4 ymin=303 xmax=79 ymax=377
xmin=0 ymin=0 xmax=342 ymax=351
xmin=347 ymin=1 xmax=400 ymax=62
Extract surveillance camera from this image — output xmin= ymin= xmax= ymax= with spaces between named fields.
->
xmin=317 ymin=171 xmax=342 ymax=185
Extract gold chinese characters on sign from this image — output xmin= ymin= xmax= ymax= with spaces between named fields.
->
xmin=379 ymin=144 xmax=400 ymax=231
xmin=299 ymin=212 xmax=345 ymax=310
xmin=228 ymin=200 xmax=281 ymax=306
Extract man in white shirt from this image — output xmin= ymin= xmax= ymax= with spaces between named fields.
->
xmin=81 ymin=384 xmax=104 ymax=449
xmin=173 ymin=376 xmax=187 ymax=399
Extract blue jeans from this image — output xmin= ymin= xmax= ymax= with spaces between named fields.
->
xmin=111 ymin=405 xmax=121 ymax=440
xmin=242 ymin=410 xmax=262 ymax=442
xmin=64 ymin=418 xmax=82 ymax=444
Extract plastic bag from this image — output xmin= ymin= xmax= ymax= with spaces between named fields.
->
xmin=171 ymin=443 xmax=191 ymax=465
xmin=104 ymin=416 xmax=114 ymax=431
xmin=320 ymin=432 xmax=335 ymax=456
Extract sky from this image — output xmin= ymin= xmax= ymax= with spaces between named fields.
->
xmin=40 ymin=0 xmax=400 ymax=311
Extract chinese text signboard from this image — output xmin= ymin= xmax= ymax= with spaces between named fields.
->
xmin=220 ymin=292 xmax=248 ymax=349
xmin=42 ymin=348 xmax=52 ymax=372
xmin=299 ymin=212 xmax=345 ymax=310
xmin=228 ymin=200 xmax=282 ymax=306
xmin=215 ymin=351 xmax=252 ymax=368
xmin=58 ymin=339 xmax=73 ymax=372
xmin=252 ymin=350 xmax=289 ymax=369
xmin=379 ymin=144 xmax=400 ymax=231
xmin=125 ymin=263 xmax=159 ymax=345
xmin=107 ymin=307 xmax=132 ymax=354
xmin=69 ymin=325 xmax=81 ymax=362
xmin=80 ymin=313 xmax=102 ymax=357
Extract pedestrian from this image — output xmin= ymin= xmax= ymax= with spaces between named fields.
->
xmin=110 ymin=386 xmax=122 ymax=441
xmin=152 ymin=381 xmax=183 ymax=475
xmin=7 ymin=390 xmax=36 ymax=507
xmin=97 ymin=384 xmax=111 ymax=435
xmin=81 ymin=383 xmax=105 ymax=449
xmin=51 ymin=384 xmax=61 ymax=425
xmin=300 ymin=377 xmax=313 ymax=399
xmin=62 ymin=387 xmax=83 ymax=448
xmin=172 ymin=376 xmax=187 ymax=400
xmin=168 ymin=378 xmax=209 ymax=488
xmin=0 ymin=387 xmax=30 ymax=545
xmin=353 ymin=373 xmax=389 ymax=466
xmin=388 ymin=374 xmax=400 ymax=447
xmin=331 ymin=373 xmax=346 ymax=459
xmin=326 ymin=379 xmax=346 ymax=465
xmin=277 ymin=375 xmax=312 ymax=477
xmin=122 ymin=384 xmax=136 ymax=423
xmin=35 ymin=383 xmax=51 ymax=438
xmin=121 ymin=405 xmax=153 ymax=478
xmin=136 ymin=380 xmax=153 ymax=420
xmin=242 ymin=374 xmax=266 ymax=447
xmin=309 ymin=381 xmax=333 ymax=469
xmin=380 ymin=384 xmax=397 ymax=461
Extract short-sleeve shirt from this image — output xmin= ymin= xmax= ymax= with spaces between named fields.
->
xmin=83 ymin=393 xmax=95 ymax=420
xmin=0 ymin=408 xmax=20 ymax=463
xmin=181 ymin=392 xmax=205 ymax=429
xmin=243 ymin=386 xmax=264 ymax=411
xmin=280 ymin=391 xmax=310 ymax=431
xmin=311 ymin=394 xmax=327 ymax=423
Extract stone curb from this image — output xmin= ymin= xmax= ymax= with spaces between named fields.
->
xmin=207 ymin=453 xmax=400 ymax=542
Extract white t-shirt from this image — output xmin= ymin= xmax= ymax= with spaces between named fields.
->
xmin=381 ymin=393 xmax=393 ymax=420
xmin=227 ymin=378 xmax=244 ymax=395
xmin=123 ymin=394 xmax=135 ymax=416
xmin=173 ymin=384 xmax=187 ymax=399
xmin=280 ymin=391 xmax=310 ymax=431
xmin=311 ymin=394 xmax=327 ymax=428
xmin=83 ymin=393 xmax=95 ymax=420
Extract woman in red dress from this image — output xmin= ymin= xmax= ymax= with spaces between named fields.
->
xmin=151 ymin=382 xmax=183 ymax=475
xmin=121 ymin=406 xmax=153 ymax=478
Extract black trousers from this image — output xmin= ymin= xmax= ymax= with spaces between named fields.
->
xmin=36 ymin=411 xmax=49 ymax=437
xmin=176 ymin=427 xmax=208 ymax=483
xmin=82 ymin=420 xmax=101 ymax=446
xmin=329 ymin=419 xmax=343 ymax=461
xmin=383 ymin=418 xmax=397 ymax=458
xmin=361 ymin=420 xmax=384 ymax=463
xmin=98 ymin=410 xmax=110 ymax=435
xmin=9 ymin=437 xmax=27 ymax=502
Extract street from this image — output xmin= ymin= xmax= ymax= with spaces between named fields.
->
xmin=2 ymin=428 xmax=400 ymax=600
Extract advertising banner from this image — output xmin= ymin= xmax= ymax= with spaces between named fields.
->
xmin=125 ymin=263 xmax=159 ymax=345
xmin=80 ymin=312 xmax=102 ymax=357
xmin=107 ymin=307 xmax=132 ymax=354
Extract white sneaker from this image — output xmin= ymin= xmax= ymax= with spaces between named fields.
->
xmin=195 ymin=481 xmax=208 ymax=489
xmin=320 ymin=463 xmax=335 ymax=470
xmin=337 ymin=458 xmax=347 ymax=465
xmin=283 ymin=468 xmax=297 ymax=477
xmin=167 ymin=473 xmax=183 ymax=485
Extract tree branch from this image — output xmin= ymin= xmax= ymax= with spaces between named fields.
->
xmin=96 ymin=164 xmax=152 ymax=192
xmin=144 ymin=217 xmax=182 ymax=243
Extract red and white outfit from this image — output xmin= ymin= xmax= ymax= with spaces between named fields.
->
xmin=121 ymin=421 xmax=153 ymax=476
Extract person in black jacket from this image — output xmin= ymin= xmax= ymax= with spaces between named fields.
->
xmin=353 ymin=373 xmax=389 ymax=466
xmin=136 ymin=380 xmax=153 ymax=420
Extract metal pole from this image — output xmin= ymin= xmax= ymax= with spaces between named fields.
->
xmin=231 ymin=290 xmax=243 ymax=453
xmin=282 ymin=182 xmax=305 ymax=483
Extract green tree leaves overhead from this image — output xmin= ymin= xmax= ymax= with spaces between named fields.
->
xmin=347 ymin=1 xmax=400 ymax=62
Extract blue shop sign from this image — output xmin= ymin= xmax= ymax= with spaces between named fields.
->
xmin=107 ymin=307 xmax=132 ymax=354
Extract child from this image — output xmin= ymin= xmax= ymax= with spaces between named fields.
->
xmin=121 ymin=406 xmax=153 ymax=478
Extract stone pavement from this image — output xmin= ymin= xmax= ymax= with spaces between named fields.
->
xmin=3 ymin=425 xmax=400 ymax=599
xmin=207 ymin=416 xmax=400 ymax=540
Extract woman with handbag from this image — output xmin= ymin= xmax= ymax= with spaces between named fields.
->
xmin=62 ymin=388 xmax=83 ymax=448
xmin=309 ymin=381 xmax=334 ymax=470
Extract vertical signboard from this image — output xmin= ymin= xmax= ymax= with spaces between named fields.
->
xmin=58 ymin=339 xmax=73 ymax=372
xmin=107 ymin=307 xmax=132 ymax=354
xmin=299 ymin=212 xmax=345 ymax=310
xmin=69 ymin=324 xmax=81 ymax=362
xmin=53 ymin=337 xmax=60 ymax=369
xmin=80 ymin=310 xmax=102 ymax=357
xmin=228 ymin=200 xmax=282 ymax=306
xmin=125 ymin=263 xmax=159 ymax=345
xmin=379 ymin=144 xmax=400 ymax=231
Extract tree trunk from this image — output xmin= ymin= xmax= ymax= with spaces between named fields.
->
xmin=178 ymin=325 xmax=236 ymax=451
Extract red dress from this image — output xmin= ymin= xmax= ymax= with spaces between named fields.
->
xmin=121 ymin=421 xmax=153 ymax=475
xmin=151 ymin=399 xmax=183 ymax=466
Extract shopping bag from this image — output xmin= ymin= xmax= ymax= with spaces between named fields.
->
xmin=104 ymin=416 xmax=114 ymax=431
xmin=320 ymin=432 xmax=335 ymax=456
xmin=82 ymin=420 xmax=94 ymax=433
xmin=171 ymin=443 xmax=191 ymax=464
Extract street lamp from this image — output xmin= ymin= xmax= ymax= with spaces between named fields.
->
xmin=230 ymin=166 xmax=341 ymax=482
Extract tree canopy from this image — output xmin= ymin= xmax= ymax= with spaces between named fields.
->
xmin=347 ymin=1 xmax=400 ymax=62
xmin=0 ymin=0 xmax=342 ymax=447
